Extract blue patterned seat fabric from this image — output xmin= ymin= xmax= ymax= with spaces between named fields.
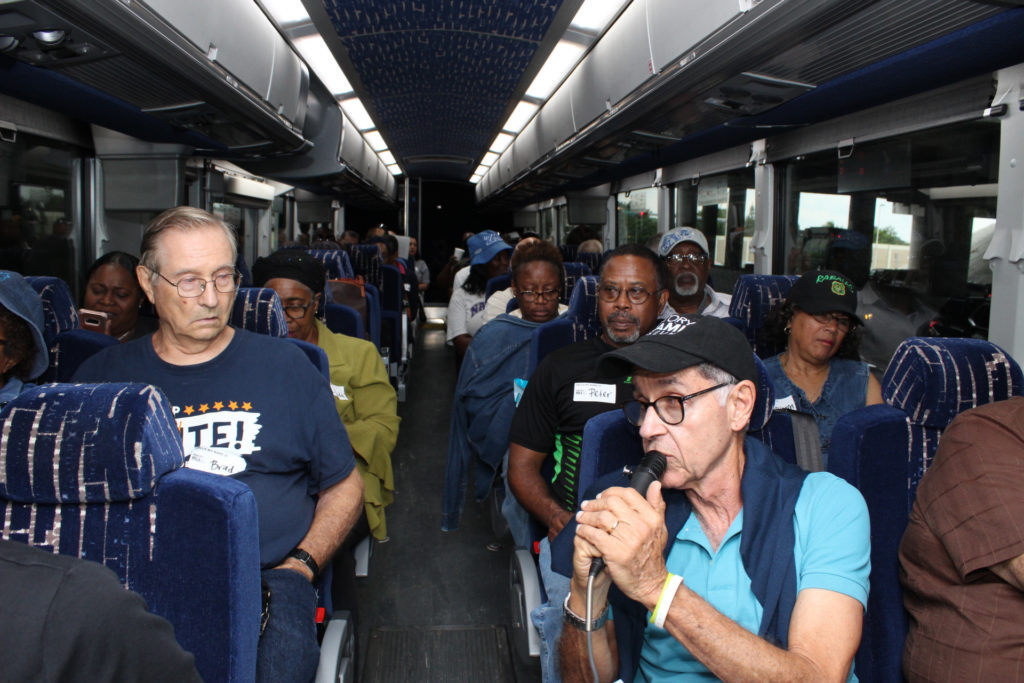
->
xmin=727 ymin=274 xmax=799 ymax=357
xmin=307 ymin=249 xmax=354 ymax=279
xmin=561 ymin=262 xmax=592 ymax=305
xmin=827 ymin=337 xmax=1024 ymax=683
xmin=230 ymin=287 xmax=288 ymax=337
xmin=0 ymin=382 xmax=261 ymax=682
xmin=529 ymin=275 xmax=602 ymax=374
xmin=25 ymin=275 xmax=79 ymax=346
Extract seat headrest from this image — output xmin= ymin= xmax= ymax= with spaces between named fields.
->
xmin=751 ymin=354 xmax=775 ymax=432
xmin=25 ymin=275 xmax=79 ymax=346
xmin=230 ymin=287 xmax=288 ymax=337
xmin=883 ymin=337 xmax=1024 ymax=429
xmin=0 ymin=383 xmax=184 ymax=504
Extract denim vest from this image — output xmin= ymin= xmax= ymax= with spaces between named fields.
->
xmin=763 ymin=355 xmax=868 ymax=458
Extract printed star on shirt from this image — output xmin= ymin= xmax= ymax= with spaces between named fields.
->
xmin=198 ymin=404 xmax=209 ymax=413
xmin=213 ymin=401 xmax=224 ymax=410
xmin=183 ymin=405 xmax=195 ymax=416
xmin=242 ymin=402 xmax=252 ymax=411
xmin=228 ymin=401 xmax=238 ymax=410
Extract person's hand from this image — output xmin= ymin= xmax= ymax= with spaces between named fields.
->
xmin=573 ymin=483 xmax=669 ymax=609
xmin=274 ymin=556 xmax=315 ymax=582
xmin=547 ymin=509 xmax=574 ymax=542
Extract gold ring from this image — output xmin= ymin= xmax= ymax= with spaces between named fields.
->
xmin=610 ymin=520 xmax=620 ymax=532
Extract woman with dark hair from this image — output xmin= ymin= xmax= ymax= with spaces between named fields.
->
xmin=445 ymin=230 xmax=512 ymax=363
xmin=83 ymin=251 xmax=155 ymax=342
xmin=761 ymin=269 xmax=883 ymax=459
xmin=443 ymin=239 xmax=566 ymax=542
xmin=0 ymin=270 xmax=49 ymax=406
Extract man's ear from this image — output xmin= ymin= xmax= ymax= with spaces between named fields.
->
xmin=136 ymin=265 xmax=156 ymax=304
xmin=657 ymin=286 xmax=669 ymax=309
xmin=728 ymin=380 xmax=757 ymax=432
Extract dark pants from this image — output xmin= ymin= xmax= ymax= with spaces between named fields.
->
xmin=257 ymin=568 xmax=320 ymax=683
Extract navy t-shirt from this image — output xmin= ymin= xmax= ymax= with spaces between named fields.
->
xmin=73 ymin=329 xmax=356 ymax=567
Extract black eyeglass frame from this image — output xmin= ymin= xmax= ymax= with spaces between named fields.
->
xmin=623 ymin=382 xmax=731 ymax=426
xmin=516 ymin=288 xmax=560 ymax=303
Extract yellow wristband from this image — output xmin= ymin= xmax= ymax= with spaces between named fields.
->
xmin=649 ymin=573 xmax=683 ymax=629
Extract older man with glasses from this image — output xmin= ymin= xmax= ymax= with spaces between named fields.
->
xmin=657 ymin=227 xmax=732 ymax=318
xmin=74 ymin=206 xmax=364 ymax=683
xmin=507 ymin=243 xmax=668 ymax=682
xmin=556 ymin=314 xmax=870 ymax=683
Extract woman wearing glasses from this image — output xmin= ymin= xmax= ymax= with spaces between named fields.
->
xmin=443 ymin=240 xmax=565 ymax=542
xmin=761 ymin=270 xmax=883 ymax=460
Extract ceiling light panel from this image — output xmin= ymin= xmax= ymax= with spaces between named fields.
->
xmin=570 ymin=0 xmax=631 ymax=33
xmin=489 ymin=132 xmax=514 ymax=153
xmin=480 ymin=151 xmax=499 ymax=166
xmin=525 ymin=40 xmax=585 ymax=100
xmin=260 ymin=0 xmax=311 ymax=27
xmin=379 ymin=150 xmax=396 ymax=165
xmin=293 ymin=35 xmax=352 ymax=96
xmin=503 ymin=101 xmax=539 ymax=134
xmin=340 ymin=98 xmax=375 ymax=130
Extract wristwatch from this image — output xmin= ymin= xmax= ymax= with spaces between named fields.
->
xmin=562 ymin=593 xmax=609 ymax=631
xmin=287 ymin=548 xmax=320 ymax=581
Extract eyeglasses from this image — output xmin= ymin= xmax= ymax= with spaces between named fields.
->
xmin=807 ymin=311 xmax=853 ymax=331
xmin=155 ymin=270 xmax=240 ymax=298
xmin=282 ymin=302 xmax=314 ymax=319
xmin=664 ymin=253 xmax=708 ymax=266
xmin=623 ymin=382 xmax=729 ymax=426
xmin=598 ymin=284 xmax=655 ymax=305
xmin=517 ymin=288 xmax=559 ymax=303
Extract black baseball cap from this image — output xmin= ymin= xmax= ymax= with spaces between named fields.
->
xmin=599 ymin=314 xmax=756 ymax=384
xmin=786 ymin=269 xmax=860 ymax=321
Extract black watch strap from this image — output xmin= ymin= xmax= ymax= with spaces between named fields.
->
xmin=287 ymin=548 xmax=320 ymax=581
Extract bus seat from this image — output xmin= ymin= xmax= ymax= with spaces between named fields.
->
xmin=827 ymin=337 xmax=1024 ymax=683
xmin=231 ymin=287 xmax=288 ymax=337
xmin=485 ymin=273 xmax=511 ymax=300
xmin=236 ymin=253 xmax=253 ymax=288
xmin=0 ymin=382 xmax=262 ymax=683
xmin=284 ymin=338 xmax=331 ymax=382
xmin=561 ymin=262 xmax=592 ymax=305
xmin=25 ymin=275 xmax=78 ymax=346
xmin=307 ymin=249 xmax=354 ymax=279
xmin=325 ymin=302 xmax=366 ymax=340
xmin=728 ymin=274 xmax=799 ymax=357
xmin=575 ymin=251 xmax=602 ymax=276
xmin=528 ymin=275 xmax=601 ymax=374
xmin=43 ymin=328 xmax=119 ymax=382
xmin=349 ymin=245 xmax=382 ymax=285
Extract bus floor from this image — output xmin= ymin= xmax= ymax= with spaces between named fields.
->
xmin=355 ymin=327 xmax=542 ymax=682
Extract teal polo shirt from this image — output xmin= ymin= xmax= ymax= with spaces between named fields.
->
xmin=635 ymin=472 xmax=870 ymax=682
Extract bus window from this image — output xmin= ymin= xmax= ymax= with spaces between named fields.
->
xmin=615 ymin=187 xmax=658 ymax=246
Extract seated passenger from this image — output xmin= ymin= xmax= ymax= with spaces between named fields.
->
xmin=446 ymin=230 xmax=512 ymax=365
xmin=72 ymin=207 xmax=364 ymax=683
xmin=0 ymin=270 xmax=49 ymax=406
xmin=481 ymin=235 xmax=567 ymax=324
xmin=442 ymin=240 xmax=565 ymax=540
xmin=657 ymin=227 xmax=731 ymax=318
xmin=0 ymin=538 xmax=202 ymax=681
xmin=761 ymin=270 xmax=882 ymax=458
xmin=508 ymin=244 xmax=668 ymax=682
xmin=409 ymin=236 xmax=430 ymax=292
xmin=899 ymin=397 xmax=1024 ymax=682
xmin=253 ymin=250 xmax=399 ymax=542
xmin=558 ymin=315 xmax=870 ymax=682
xmin=83 ymin=251 xmax=157 ymax=342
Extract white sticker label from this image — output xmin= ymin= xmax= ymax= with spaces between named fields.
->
xmin=573 ymin=382 xmax=617 ymax=404
xmin=774 ymin=395 xmax=798 ymax=411
xmin=331 ymin=384 xmax=349 ymax=401
xmin=185 ymin=446 xmax=248 ymax=476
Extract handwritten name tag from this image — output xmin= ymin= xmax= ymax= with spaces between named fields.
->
xmin=573 ymin=382 xmax=616 ymax=404
xmin=774 ymin=395 xmax=798 ymax=411
xmin=186 ymin=446 xmax=247 ymax=476
xmin=331 ymin=383 xmax=349 ymax=401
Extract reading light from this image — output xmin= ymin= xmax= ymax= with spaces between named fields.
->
xmin=33 ymin=29 xmax=66 ymax=46
xmin=0 ymin=36 xmax=18 ymax=52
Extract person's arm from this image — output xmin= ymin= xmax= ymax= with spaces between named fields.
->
xmin=452 ymin=333 xmax=472 ymax=360
xmin=569 ymin=484 xmax=862 ymax=683
xmin=276 ymin=470 xmax=364 ymax=581
xmin=508 ymin=442 xmax=573 ymax=540
xmin=344 ymin=342 xmax=400 ymax=462
xmin=865 ymin=372 xmax=883 ymax=406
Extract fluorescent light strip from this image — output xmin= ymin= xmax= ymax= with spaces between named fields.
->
xmin=503 ymin=101 xmax=539 ymax=134
xmin=489 ymin=132 xmax=514 ymax=153
xmin=261 ymin=0 xmax=310 ymax=27
xmin=570 ymin=0 xmax=630 ymax=32
xmin=365 ymin=130 xmax=387 ymax=151
xmin=293 ymin=35 xmax=352 ymax=96
xmin=387 ymin=164 xmax=401 ymax=175
xmin=379 ymin=150 xmax=396 ymax=165
xmin=525 ymin=40 xmax=585 ymax=100
xmin=480 ymin=151 xmax=499 ymax=167
xmin=340 ymin=98 xmax=375 ymax=130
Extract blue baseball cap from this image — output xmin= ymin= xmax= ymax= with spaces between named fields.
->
xmin=467 ymin=230 xmax=512 ymax=266
xmin=0 ymin=270 xmax=49 ymax=379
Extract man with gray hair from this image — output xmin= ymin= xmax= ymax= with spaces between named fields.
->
xmin=657 ymin=227 xmax=731 ymax=318
xmin=556 ymin=314 xmax=869 ymax=682
xmin=74 ymin=206 xmax=364 ymax=682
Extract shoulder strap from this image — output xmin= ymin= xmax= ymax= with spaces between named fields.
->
xmin=784 ymin=409 xmax=824 ymax=473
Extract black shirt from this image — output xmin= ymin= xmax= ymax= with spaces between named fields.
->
xmin=509 ymin=336 xmax=634 ymax=511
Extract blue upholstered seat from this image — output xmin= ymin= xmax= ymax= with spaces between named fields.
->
xmin=349 ymin=244 xmax=383 ymax=286
xmin=528 ymin=275 xmax=601 ymax=374
xmin=236 ymin=252 xmax=253 ymax=288
xmin=307 ymin=249 xmax=354 ymax=279
xmin=44 ymin=328 xmax=120 ymax=382
xmin=828 ymin=337 xmax=1024 ymax=683
xmin=727 ymin=274 xmax=799 ymax=357
xmin=561 ymin=262 xmax=592 ymax=305
xmin=485 ymin=273 xmax=511 ymax=300
xmin=25 ymin=275 xmax=79 ymax=346
xmin=0 ymin=382 xmax=262 ymax=682
xmin=230 ymin=287 xmax=288 ymax=337
xmin=325 ymin=302 xmax=366 ymax=340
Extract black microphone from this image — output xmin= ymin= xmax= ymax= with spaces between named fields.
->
xmin=588 ymin=451 xmax=668 ymax=577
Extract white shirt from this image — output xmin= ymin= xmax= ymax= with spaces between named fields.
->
xmin=660 ymin=285 xmax=732 ymax=319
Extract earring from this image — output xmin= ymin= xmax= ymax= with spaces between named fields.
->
xmin=784 ymin=326 xmax=791 ymax=335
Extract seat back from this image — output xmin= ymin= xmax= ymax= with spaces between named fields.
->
xmin=307 ymin=249 xmax=354 ymax=280
xmin=44 ymin=328 xmax=119 ymax=382
xmin=325 ymin=302 xmax=366 ymax=340
xmin=25 ymin=275 xmax=78 ymax=346
xmin=231 ymin=287 xmax=288 ymax=337
xmin=284 ymin=338 xmax=331 ymax=382
xmin=349 ymin=244 xmax=383 ymax=288
xmin=485 ymin=273 xmax=511 ymax=300
xmin=529 ymin=275 xmax=602 ymax=373
xmin=727 ymin=274 xmax=798 ymax=357
xmin=561 ymin=262 xmax=592 ymax=305
xmin=0 ymin=383 xmax=262 ymax=682
xmin=828 ymin=337 xmax=1024 ymax=683
xmin=236 ymin=252 xmax=253 ymax=288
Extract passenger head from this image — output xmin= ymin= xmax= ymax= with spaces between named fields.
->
xmin=462 ymin=230 xmax=513 ymax=295
xmin=252 ymin=251 xmax=326 ymax=343
xmin=383 ymin=235 xmax=399 ymax=264
xmin=0 ymin=270 xmax=48 ymax=385
xmin=366 ymin=225 xmax=387 ymax=240
xmin=83 ymin=251 xmax=144 ymax=340
xmin=341 ymin=230 xmax=360 ymax=245
xmin=600 ymin=315 xmax=757 ymax=490
xmin=137 ymin=207 xmax=240 ymax=350
xmin=658 ymin=227 xmax=711 ymax=300
xmin=578 ymin=239 xmax=603 ymax=255
xmin=408 ymin=237 xmax=419 ymax=258
xmin=763 ymin=270 xmax=862 ymax=362
xmin=596 ymin=244 xmax=667 ymax=347
xmin=510 ymin=240 xmax=564 ymax=324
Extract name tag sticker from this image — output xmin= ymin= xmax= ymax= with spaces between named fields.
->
xmin=573 ymin=382 xmax=616 ymax=404
xmin=185 ymin=446 xmax=247 ymax=476
xmin=331 ymin=384 xmax=349 ymax=401
xmin=774 ymin=395 xmax=798 ymax=411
